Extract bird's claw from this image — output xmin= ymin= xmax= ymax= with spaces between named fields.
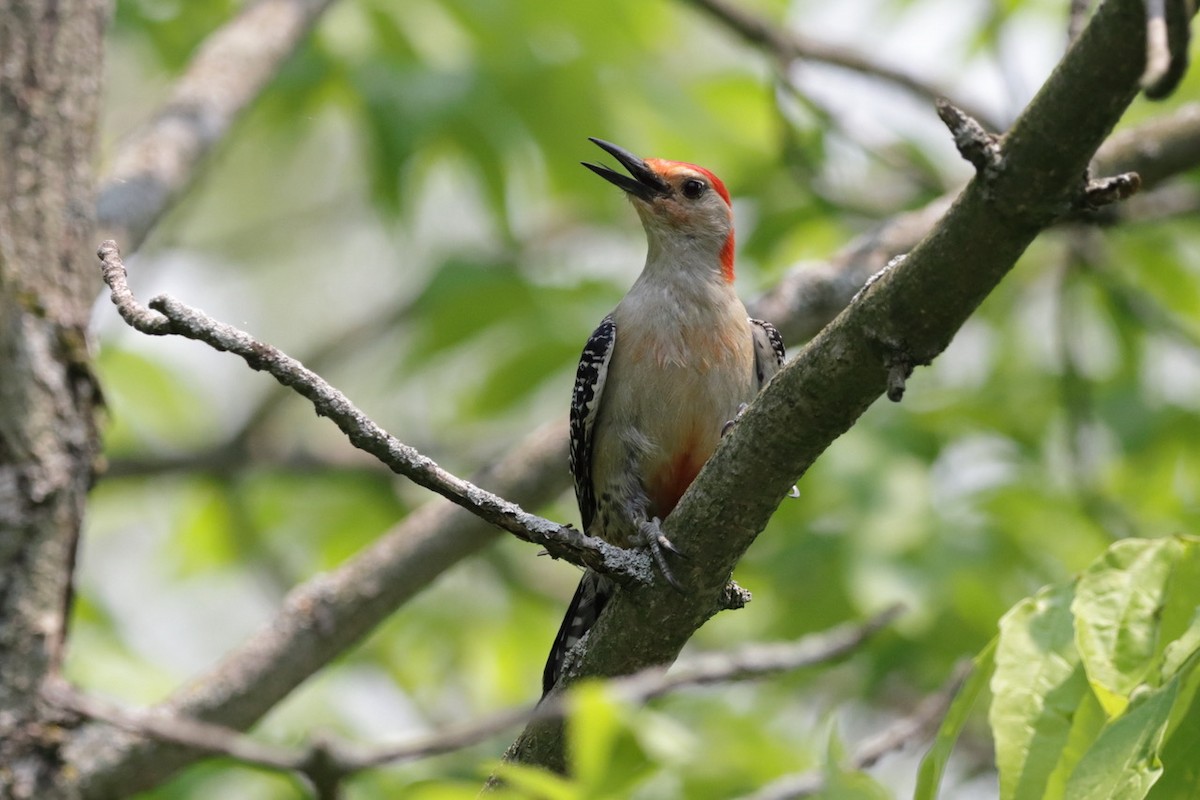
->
xmin=640 ymin=517 xmax=685 ymax=592
xmin=656 ymin=532 xmax=684 ymax=557
xmin=721 ymin=403 xmax=750 ymax=437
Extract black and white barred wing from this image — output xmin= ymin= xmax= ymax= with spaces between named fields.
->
xmin=568 ymin=315 xmax=617 ymax=533
xmin=750 ymin=317 xmax=786 ymax=386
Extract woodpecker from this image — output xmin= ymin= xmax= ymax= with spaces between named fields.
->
xmin=542 ymin=139 xmax=786 ymax=695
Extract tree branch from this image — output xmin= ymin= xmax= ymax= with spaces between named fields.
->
xmin=1140 ymin=0 xmax=1191 ymax=98
xmin=53 ymin=610 xmax=897 ymax=796
xmin=105 ymin=297 xmax=418 ymax=479
xmin=96 ymin=0 xmax=340 ymax=253
xmin=681 ymin=0 xmax=1003 ymax=132
xmin=69 ymin=419 xmax=572 ymax=798
xmin=749 ymin=102 xmax=1200 ymax=345
xmin=96 ymin=240 xmax=651 ymax=585
xmin=498 ymin=0 xmax=1187 ymax=774
xmin=1095 ymin=103 xmax=1200 ymax=187
xmin=0 ymin=1 xmax=107 ymax=794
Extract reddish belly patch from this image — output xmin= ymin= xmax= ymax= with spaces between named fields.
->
xmin=648 ymin=446 xmax=708 ymax=518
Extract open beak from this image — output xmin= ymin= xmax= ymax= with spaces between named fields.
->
xmin=582 ymin=138 xmax=671 ymax=202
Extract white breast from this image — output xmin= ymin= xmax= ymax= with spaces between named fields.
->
xmin=592 ymin=279 xmax=757 ymax=519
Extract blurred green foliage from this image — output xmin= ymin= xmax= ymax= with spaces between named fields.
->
xmin=83 ymin=0 xmax=1200 ymax=797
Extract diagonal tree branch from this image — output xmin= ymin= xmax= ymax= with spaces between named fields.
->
xmin=497 ymin=0 xmax=1189 ymax=775
xmin=97 ymin=0 xmax=341 ymax=253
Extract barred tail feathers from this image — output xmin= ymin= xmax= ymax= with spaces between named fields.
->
xmin=541 ymin=571 xmax=614 ymax=696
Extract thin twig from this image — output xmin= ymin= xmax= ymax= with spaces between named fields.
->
xmin=69 ymin=421 xmax=575 ymax=798
xmin=609 ymin=604 xmax=903 ymax=702
xmin=1140 ymin=0 xmax=1192 ymax=99
xmin=736 ymin=660 xmax=974 ymax=800
xmin=1142 ymin=0 xmax=1172 ymax=88
xmin=44 ymin=679 xmax=301 ymax=772
xmin=48 ymin=610 xmax=899 ymax=787
xmin=752 ymin=103 xmax=1200 ymax=346
xmin=683 ymin=0 xmax=1003 ymax=132
xmin=935 ymin=100 xmax=1003 ymax=177
xmin=1079 ymin=171 xmax=1142 ymax=209
xmin=95 ymin=240 xmax=652 ymax=585
xmin=105 ymin=298 xmax=418 ymax=479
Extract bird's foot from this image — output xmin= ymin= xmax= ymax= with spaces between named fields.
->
xmin=639 ymin=517 xmax=685 ymax=592
xmin=720 ymin=403 xmax=750 ymax=437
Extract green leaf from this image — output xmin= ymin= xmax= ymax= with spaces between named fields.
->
xmin=113 ymin=0 xmax=241 ymax=70
xmin=1157 ymin=539 xmax=1200 ymax=684
xmin=1041 ymin=688 xmax=1107 ymax=800
xmin=466 ymin=337 xmax=580 ymax=416
xmin=1063 ymin=679 xmax=1176 ymax=800
xmin=1160 ymin=622 xmax=1200 ymax=744
xmin=1156 ymin=607 xmax=1200 ymax=733
xmin=914 ymin=639 xmax=995 ymax=800
xmin=1072 ymin=538 xmax=1185 ymax=716
xmin=1145 ymin=650 xmax=1200 ymax=800
xmin=990 ymin=583 xmax=1085 ymax=800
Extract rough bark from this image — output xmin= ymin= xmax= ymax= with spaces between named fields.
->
xmin=0 ymin=1 xmax=107 ymax=797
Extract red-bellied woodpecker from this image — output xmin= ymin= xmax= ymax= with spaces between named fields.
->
xmin=541 ymin=139 xmax=786 ymax=695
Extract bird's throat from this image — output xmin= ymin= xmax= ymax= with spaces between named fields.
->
xmin=720 ymin=231 xmax=735 ymax=284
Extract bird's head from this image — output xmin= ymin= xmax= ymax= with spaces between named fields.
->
xmin=583 ymin=138 xmax=735 ymax=283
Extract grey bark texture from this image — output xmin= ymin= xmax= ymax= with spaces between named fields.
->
xmin=0 ymin=1 xmax=107 ymax=797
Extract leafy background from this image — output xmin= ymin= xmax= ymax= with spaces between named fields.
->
xmin=78 ymin=0 xmax=1200 ymax=797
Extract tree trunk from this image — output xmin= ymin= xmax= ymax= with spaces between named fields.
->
xmin=0 ymin=1 xmax=107 ymax=796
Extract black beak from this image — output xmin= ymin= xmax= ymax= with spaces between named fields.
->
xmin=582 ymin=138 xmax=671 ymax=202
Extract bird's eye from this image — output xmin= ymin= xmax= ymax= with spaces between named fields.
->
xmin=681 ymin=179 xmax=706 ymax=199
